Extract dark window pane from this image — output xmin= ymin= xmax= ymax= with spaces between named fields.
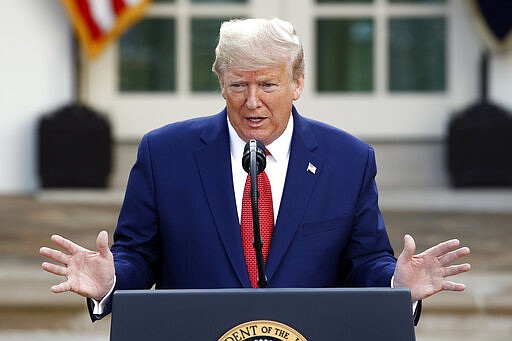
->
xmin=388 ymin=17 xmax=445 ymax=92
xmin=119 ymin=19 xmax=175 ymax=92
xmin=316 ymin=19 xmax=373 ymax=92
xmin=191 ymin=18 xmax=229 ymax=92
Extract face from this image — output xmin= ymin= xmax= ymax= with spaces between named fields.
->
xmin=219 ymin=64 xmax=304 ymax=146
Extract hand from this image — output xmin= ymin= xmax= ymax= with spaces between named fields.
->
xmin=39 ymin=231 xmax=115 ymax=301
xmin=393 ymin=234 xmax=471 ymax=302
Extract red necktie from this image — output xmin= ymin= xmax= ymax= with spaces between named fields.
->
xmin=240 ymin=167 xmax=274 ymax=288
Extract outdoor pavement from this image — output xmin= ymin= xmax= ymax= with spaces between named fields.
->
xmin=0 ymin=189 xmax=511 ymax=340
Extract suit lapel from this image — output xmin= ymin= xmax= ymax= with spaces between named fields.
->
xmin=266 ymin=110 xmax=323 ymax=281
xmin=194 ymin=111 xmax=250 ymax=287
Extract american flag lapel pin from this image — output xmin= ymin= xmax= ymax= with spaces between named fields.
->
xmin=307 ymin=162 xmax=317 ymax=174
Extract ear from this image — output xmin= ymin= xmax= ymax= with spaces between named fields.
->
xmin=292 ymin=72 xmax=305 ymax=101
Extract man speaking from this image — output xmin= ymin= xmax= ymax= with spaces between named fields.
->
xmin=40 ymin=17 xmax=470 ymax=323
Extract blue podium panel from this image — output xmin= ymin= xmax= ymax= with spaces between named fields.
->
xmin=110 ymin=288 xmax=416 ymax=341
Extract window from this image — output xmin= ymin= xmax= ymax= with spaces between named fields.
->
xmin=314 ymin=0 xmax=447 ymax=93
xmin=119 ymin=18 xmax=176 ymax=92
xmin=316 ymin=18 xmax=373 ymax=92
xmin=388 ymin=17 xmax=446 ymax=92
xmin=118 ymin=1 xmax=246 ymax=94
xmin=83 ymin=0 xmax=480 ymax=140
xmin=191 ymin=18 xmax=229 ymax=92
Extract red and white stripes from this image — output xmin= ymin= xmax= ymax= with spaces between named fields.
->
xmin=60 ymin=0 xmax=150 ymax=58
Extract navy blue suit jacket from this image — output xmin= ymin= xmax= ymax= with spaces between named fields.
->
xmin=93 ymin=107 xmax=397 ymax=317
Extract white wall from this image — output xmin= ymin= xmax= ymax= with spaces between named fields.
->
xmin=0 ymin=1 xmax=510 ymax=194
xmin=0 ymin=1 xmax=73 ymax=193
xmin=492 ymin=52 xmax=512 ymax=109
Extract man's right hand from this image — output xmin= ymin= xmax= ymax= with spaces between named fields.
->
xmin=40 ymin=230 xmax=115 ymax=301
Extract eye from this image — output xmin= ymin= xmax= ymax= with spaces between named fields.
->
xmin=261 ymin=83 xmax=278 ymax=92
xmin=229 ymin=82 xmax=247 ymax=93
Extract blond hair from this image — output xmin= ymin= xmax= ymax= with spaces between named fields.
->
xmin=212 ymin=18 xmax=305 ymax=81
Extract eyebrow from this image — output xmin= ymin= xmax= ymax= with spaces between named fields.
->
xmin=228 ymin=75 xmax=281 ymax=83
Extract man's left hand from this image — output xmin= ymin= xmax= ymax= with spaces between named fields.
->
xmin=393 ymin=234 xmax=471 ymax=302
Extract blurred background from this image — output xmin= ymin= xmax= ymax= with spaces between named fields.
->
xmin=1 ymin=0 xmax=511 ymax=340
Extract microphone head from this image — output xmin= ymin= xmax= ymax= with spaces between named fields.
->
xmin=242 ymin=139 xmax=266 ymax=174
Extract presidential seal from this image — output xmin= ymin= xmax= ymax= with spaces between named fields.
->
xmin=218 ymin=320 xmax=308 ymax=341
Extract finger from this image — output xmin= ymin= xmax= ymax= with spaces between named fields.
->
xmin=50 ymin=234 xmax=84 ymax=255
xmin=423 ymin=239 xmax=461 ymax=258
xmin=39 ymin=247 xmax=69 ymax=265
xmin=42 ymin=261 xmax=68 ymax=276
xmin=96 ymin=231 xmax=110 ymax=257
xmin=50 ymin=281 xmax=72 ymax=294
xmin=400 ymin=234 xmax=416 ymax=260
xmin=443 ymin=263 xmax=471 ymax=277
xmin=442 ymin=280 xmax=466 ymax=292
xmin=438 ymin=247 xmax=471 ymax=266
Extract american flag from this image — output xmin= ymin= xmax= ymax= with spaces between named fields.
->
xmin=60 ymin=0 xmax=151 ymax=58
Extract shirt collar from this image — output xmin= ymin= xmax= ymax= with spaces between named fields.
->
xmin=228 ymin=113 xmax=294 ymax=164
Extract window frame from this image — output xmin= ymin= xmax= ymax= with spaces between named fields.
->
xmin=82 ymin=0 xmax=481 ymax=141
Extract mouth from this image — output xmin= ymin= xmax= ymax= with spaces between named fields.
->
xmin=244 ymin=116 xmax=268 ymax=125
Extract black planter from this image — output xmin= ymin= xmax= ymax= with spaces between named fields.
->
xmin=38 ymin=103 xmax=112 ymax=188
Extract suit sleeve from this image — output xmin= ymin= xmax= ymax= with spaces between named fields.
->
xmin=86 ymin=135 xmax=161 ymax=321
xmin=112 ymin=134 xmax=161 ymax=291
xmin=337 ymin=146 xmax=397 ymax=287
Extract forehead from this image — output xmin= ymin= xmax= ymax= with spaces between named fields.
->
xmin=225 ymin=64 xmax=288 ymax=80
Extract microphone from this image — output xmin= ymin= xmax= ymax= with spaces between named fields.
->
xmin=241 ymin=139 xmax=267 ymax=288
xmin=242 ymin=139 xmax=266 ymax=174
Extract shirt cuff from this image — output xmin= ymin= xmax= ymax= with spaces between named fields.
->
xmin=91 ymin=275 xmax=116 ymax=315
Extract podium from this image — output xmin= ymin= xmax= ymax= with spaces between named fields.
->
xmin=110 ymin=288 xmax=416 ymax=340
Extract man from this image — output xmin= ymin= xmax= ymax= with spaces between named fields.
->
xmin=40 ymin=18 xmax=470 ymax=322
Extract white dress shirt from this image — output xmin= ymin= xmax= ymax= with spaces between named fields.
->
xmin=228 ymin=114 xmax=294 ymax=224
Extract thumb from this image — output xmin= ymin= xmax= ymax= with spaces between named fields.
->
xmin=96 ymin=230 xmax=110 ymax=256
xmin=400 ymin=234 xmax=416 ymax=260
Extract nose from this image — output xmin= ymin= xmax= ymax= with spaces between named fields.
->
xmin=245 ymin=85 xmax=261 ymax=110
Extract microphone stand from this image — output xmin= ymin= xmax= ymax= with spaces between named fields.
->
xmin=249 ymin=143 xmax=267 ymax=288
